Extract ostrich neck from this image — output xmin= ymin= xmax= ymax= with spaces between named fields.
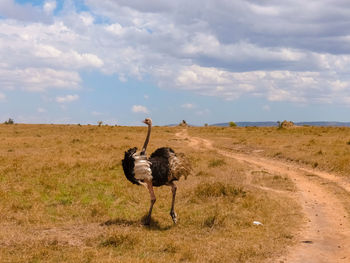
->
xmin=141 ymin=124 xmax=151 ymax=155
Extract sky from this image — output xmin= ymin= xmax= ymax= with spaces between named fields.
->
xmin=0 ymin=0 xmax=350 ymax=126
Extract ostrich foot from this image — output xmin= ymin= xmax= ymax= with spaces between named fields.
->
xmin=170 ymin=211 xmax=177 ymax=224
xmin=141 ymin=214 xmax=152 ymax=225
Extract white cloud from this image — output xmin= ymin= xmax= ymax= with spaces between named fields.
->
xmin=161 ymin=64 xmax=350 ymax=104
xmin=249 ymin=4 xmax=280 ymax=16
xmin=69 ymin=51 xmax=104 ymax=68
xmin=262 ymin=105 xmax=271 ymax=111
xmin=268 ymin=89 xmax=293 ymax=102
xmin=132 ymin=105 xmax=149 ymax=113
xmin=181 ymin=103 xmax=195 ymax=109
xmin=331 ymin=80 xmax=348 ymax=91
xmin=196 ymin=109 xmax=210 ymax=115
xmin=56 ymin=94 xmax=79 ymax=103
xmin=342 ymin=97 xmax=350 ymax=105
xmin=34 ymin=44 xmax=62 ymax=58
xmin=0 ymin=67 xmax=81 ymax=92
xmin=43 ymin=0 xmax=56 ymax=15
xmin=79 ymin=12 xmax=94 ymax=26
xmin=0 ymin=19 xmax=102 ymax=93
xmin=0 ymin=92 xmax=5 ymax=101
xmin=105 ymin=23 xmax=124 ymax=35
xmin=81 ymin=0 xmax=350 ymax=106
xmin=0 ymin=0 xmax=50 ymax=22
xmin=37 ymin=107 xmax=47 ymax=113
xmin=1 ymin=0 xmax=350 ymax=108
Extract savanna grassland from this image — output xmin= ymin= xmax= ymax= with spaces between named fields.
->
xmin=0 ymin=124 xmax=312 ymax=262
xmin=188 ymin=126 xmax=350 ymax=177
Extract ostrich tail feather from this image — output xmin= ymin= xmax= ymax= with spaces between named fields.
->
xmin=169 ymin=152 xmax=192 ymax=181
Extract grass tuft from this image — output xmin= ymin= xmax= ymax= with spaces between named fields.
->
xmin=208 ymin=158 xmax=226 ymax=167
xmin=202 ymin=211 xmax=226 ymax=228
xmin=203 ymin=214 xmax=217 ymax=228
xmin=195 ymin=170 xmax=213 ymax=177
xmin=195 ymin=182 xmax=246 ymax=199
xmin=100 ymin=234 xmax=138 ymax=248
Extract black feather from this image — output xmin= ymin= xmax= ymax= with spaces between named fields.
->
xmin=121 ymin=147 xmax=140 ymax=185
xmin=150 ymin=147 xmax=175 ymax=159
xmin=149 ymin=147 xmax=175 ymax=187
xmin=149 ymin=156 xmax=171 ymax=186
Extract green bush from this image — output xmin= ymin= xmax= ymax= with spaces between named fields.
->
xmin=229 ymin=121 xmax=237 ymax=127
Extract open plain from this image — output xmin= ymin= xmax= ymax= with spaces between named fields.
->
xmin=1 ymin=124 xmax=350 ymax=262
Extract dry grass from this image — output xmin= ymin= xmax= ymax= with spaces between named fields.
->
xmin=249 ymin=170 xmax=297 ymax=192
xmin=189 ymin=126 xmax=350 ymax=177
xmin=0 ymin=124 xmax=302 ymax=262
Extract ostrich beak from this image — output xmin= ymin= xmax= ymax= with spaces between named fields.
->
xmin=142 ymin=119 xmax=147 ymax=124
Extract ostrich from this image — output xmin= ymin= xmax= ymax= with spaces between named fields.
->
xmin=122 ymin=118 xmax=190 ymax=225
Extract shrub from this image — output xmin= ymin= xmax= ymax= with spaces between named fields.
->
xmin=229 ymin=121 xmax=237 ymax=127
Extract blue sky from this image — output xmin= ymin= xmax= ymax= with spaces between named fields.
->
xmin=1 ymin=0 xmax=350 ymax=125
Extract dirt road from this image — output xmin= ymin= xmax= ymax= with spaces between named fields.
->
xmin=177 ymin=130 xmax=350 ymax=263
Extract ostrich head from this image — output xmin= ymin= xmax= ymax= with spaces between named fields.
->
xmin=143 ymin=118 xmax=152 ymax=126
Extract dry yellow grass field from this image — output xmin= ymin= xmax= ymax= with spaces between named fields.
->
xmin=3 ymin=123 xmax=337 ymax=262
xmin=189 ymin=126 xmax=350 ymax=176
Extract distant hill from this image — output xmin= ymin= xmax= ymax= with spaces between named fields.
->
xmin=211 ymin=121 xmax=350 ymax=127
xmin=295 ymin=122 xmax=350 ymax=127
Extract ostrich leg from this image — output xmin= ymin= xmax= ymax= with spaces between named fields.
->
xmin=169 ymin=182 xmax=177 ymax=224
xmin=145 ymin=180 xmax=156 ymax=225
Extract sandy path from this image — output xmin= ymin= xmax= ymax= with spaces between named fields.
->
xmin=177 ymin=130 xmax=350 ymax=263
